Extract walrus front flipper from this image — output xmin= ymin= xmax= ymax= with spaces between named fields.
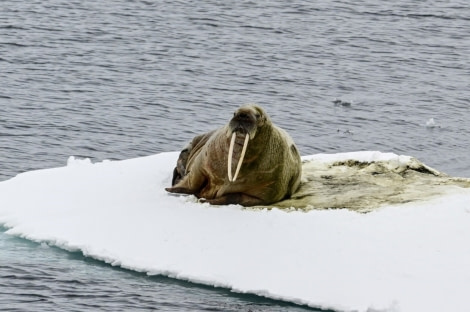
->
xmin=201 ymin=193 xmax=266 ymax=207
xmin=171 ymin=145 xmax=192 ymax=186
xmin=165 ymin=186 xmax=195 ymax=194
xmin=170 ymin=130 xmax=217 ymax=186
xmin=171 ymin=167 xmax=182 ymax=186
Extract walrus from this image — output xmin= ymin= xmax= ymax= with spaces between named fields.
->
xmin=165 ymin=104 xmax=302 ymax=206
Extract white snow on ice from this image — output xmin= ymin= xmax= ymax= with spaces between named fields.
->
xmin=1 ymin=151 xmax=470 ymax=312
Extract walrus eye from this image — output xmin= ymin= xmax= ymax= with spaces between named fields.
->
xmin=255 ymin=113 xmax=260 ymax=119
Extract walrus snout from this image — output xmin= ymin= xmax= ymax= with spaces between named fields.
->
xmin=235 ymin=111 xmax=252 ymax=121
xmin=229 ymin=110 xmax=257 ymax=135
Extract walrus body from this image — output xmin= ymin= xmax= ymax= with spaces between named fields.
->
xmin=165 ymin=104 xmax=302 ymax=206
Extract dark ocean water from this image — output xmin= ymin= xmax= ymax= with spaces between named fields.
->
xmin=1 ymin=0 xmax=469 ymax=311
xmin=0 ymin=228 xmax=312 ymax=312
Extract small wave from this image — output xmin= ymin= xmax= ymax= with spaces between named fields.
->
xmin=0 ymin=25 xmax=27 ymax=30
xmin=0 ymin=42 xmax=29 ymax=47
xmin=356 ymin=10 xmax=469 ymax=21
xmin=333 ymin=98 xmax=352 ymax=107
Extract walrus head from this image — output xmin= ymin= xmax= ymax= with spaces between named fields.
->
xmin=226 ymin=104 xmax=269 ymax=182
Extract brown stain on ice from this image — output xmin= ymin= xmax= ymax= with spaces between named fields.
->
xmin=260 ymin=157 xmax=470 ymax=213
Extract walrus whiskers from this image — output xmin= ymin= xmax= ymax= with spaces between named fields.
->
xmin=227 ymin=132 xmax=249 ymax=182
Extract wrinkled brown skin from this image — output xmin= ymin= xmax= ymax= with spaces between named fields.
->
xmin=165 ymin=104 xmax=302 ymax=206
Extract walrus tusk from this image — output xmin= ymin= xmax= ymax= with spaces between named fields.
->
xmin=228 ymin=132 xmax=249 ymax=182
xmin=232 ymin=133 xmax=249 ymax=182
xmin=227 ymin=133 xmax=236 ymax=182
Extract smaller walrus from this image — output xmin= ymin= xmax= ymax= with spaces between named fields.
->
xmin=166 ymin=104 xmax=302 ymax=206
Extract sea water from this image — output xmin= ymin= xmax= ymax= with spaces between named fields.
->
xmin=1 ymin=0 xmax=469 ymax=311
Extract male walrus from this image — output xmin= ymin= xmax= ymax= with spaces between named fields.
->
xmin=165 ymin=104 xmax=302 ymax=206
